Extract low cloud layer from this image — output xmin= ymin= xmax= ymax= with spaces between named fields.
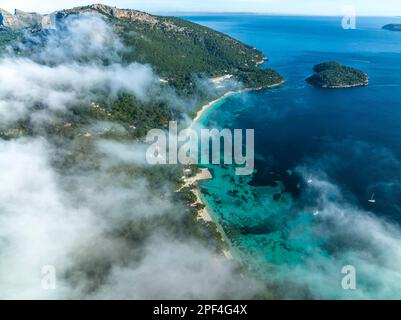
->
xmin=283 ymin=147 xmax=401 ymax=299
xmin=0 ymin=13 xmax=259 ymax=299
xmin=0 ymin=138 xmax=258 ymax=299
xmin=28 ymin=13 xmax=125 ymax=64
xmin=0 ymin=13 xmax=159 ymax=127
xmin=92 ymin=236 xmax=261 ymax=299
xmin=0 ymin=59 xmax=156 ymax=125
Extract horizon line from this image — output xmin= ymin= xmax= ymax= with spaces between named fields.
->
xmin=158 ymin=11 xmax=401 ymax=17
xmin=0 ymin=6 xmax=400 ymax=18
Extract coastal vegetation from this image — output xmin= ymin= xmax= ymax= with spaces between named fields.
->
xmin=306 ymin=61 xmax=368 ymax=88
xmin=0 ymin=4 xmax=280 ymax=298
xmin=0 ymin=5 xmax=284 ymax=134
xmin=0 ymin=4 xmax=284 ymax=94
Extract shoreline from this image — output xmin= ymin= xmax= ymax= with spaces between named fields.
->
xmin=192 ymin=91 xmax=237 ymax=124
xmin=189 ymin=79 xmax=284 ymax=260
xmin=192 ymin=80 xmax=285 ymax=125
xmin=179 ymin=167 xmax=233 ymax=259
xmin=318 ymin=81 xmax=368 ymax=89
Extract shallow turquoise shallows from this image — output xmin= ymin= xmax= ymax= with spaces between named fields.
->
xmin=184 ymin=15 xmax=401 ymax=299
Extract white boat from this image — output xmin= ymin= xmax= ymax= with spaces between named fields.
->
xmin=313 ymin=210 xmax=320 ymax=216
xmin=368 ymin=193 xmax=376 ymax=203
xmin=307 ymin=175 xmax=313 ymax=184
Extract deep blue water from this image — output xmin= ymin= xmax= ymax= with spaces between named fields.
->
xmin=183 ymin=15 xmax=401 ymax=299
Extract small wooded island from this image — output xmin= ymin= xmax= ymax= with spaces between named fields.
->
xmin=383 ymin=24 xmax=401 ymax=31
xmin=306 ymin=61 xmax=368 ymax=88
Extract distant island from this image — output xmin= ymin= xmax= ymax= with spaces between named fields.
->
xmin=383 ymin=24 xmax=401 ymax=31
xmin=306 ymin=61 xmax=368 ymax=88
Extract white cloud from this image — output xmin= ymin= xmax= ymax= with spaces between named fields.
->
xmin=0 ymin=11 xmax=259 ymax=299
xmin=0 ymin=138 xmax=102 ymax=298
xmin=0 ymin=59 xmax=156 ymax=125
xmin=91 ymin=236 xmax=262 ymax=299
xmin=0 ymin=14 xmax=157 ymax=127
xmin=279 ymin=168 xmax=401 ymax=299
xmin=0 ymin=135 xmax=258 ymax=299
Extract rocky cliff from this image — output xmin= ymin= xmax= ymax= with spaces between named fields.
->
xmin=0 ymin=4 xmax=184 ymax=32
xmin=0 ymin=8 xmax=56 ymax=29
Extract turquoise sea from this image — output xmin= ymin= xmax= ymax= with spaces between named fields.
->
xmin=183 ymin=15 xmax=401 ymax=299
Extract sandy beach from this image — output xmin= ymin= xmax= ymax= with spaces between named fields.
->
xmin=180 ymin=166 xmax=233 ymax=259
xmin=189 ymin=93 xmax=234 ymax=254
xmin=180 ymin=168 xmax=214 ymax=222
xmin=192 ymin=81 xmax=285 ymax=125
xmin=185 ymin=77 xmax=285 ymax=260
xmin=192 ymin=91 xmax=237 ymax=124
xmin=189 ymin=172 xmax=234 ymax=260
xmin=188 ymin=81 xmax=284 ymax=260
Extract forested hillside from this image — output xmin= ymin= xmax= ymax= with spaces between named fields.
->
xmin=0 ymin=4 xmax=278 ymax=298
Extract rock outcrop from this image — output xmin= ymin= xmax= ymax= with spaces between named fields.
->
xmin=0 ymin=4 xmax=187 ymax=32
xmin=0 ymin=8 xmax=55 ymax=29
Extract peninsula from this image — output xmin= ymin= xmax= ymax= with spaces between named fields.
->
xmin=0 ymin=4 xmax=284 ymax=276
xmin=0 ymin=4 xmax=283 ymax=92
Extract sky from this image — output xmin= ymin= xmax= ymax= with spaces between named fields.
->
xmin=0 ymin=0 xmax=400 ymax=16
